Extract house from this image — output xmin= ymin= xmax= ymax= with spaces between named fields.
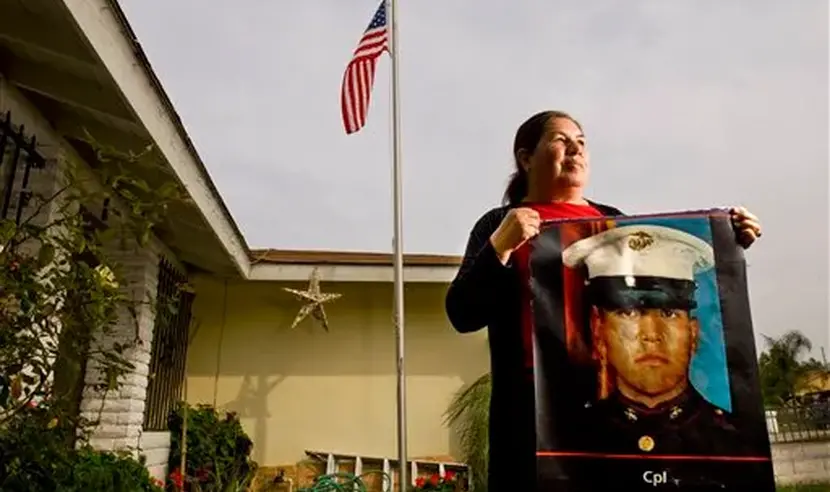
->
xmin=187 ymin=252 xmax=488 ymax=483
xmin=0 ymin=0 xmax=487 ymax=484
xmin=796 ymin=370 xmax=830 ymax=397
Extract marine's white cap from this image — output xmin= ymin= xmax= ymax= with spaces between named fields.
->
xmin=561 ymin=224 xmax=715 ymax=283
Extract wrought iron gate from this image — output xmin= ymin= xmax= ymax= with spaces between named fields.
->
xmin=0 ymin=111 xmax=47 ymax=224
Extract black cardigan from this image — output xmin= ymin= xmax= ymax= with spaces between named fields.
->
xmin=445 ymin=201 xmax=623 ymax=491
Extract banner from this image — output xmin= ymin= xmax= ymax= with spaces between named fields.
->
xmin=530 ymin=210 xmax=775 ymax=491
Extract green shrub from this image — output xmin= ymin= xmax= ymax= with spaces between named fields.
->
xmin=168 ymin=403 xmax=257 ymax=491
xmin=59 ymin=448 xmax=163 ymax=492
xmin=0 ymin=401 xmax=163 ymax=491
xmin=444 ymin=373 xmax=490 ymax=492
xmin=0 ymin=403 xmax=74 ymax=491
xmin=0 ymin=129 xmax=186 ymax=492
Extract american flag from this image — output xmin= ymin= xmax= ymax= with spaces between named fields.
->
xmin=341 ymin=1 xmax=389 ymax=134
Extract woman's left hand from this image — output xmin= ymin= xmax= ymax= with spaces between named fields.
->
xmin=730 ymin=206 xmax=762 ymax=249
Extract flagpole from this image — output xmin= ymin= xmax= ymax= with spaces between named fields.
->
xmin=387 ymin=0 xmax=408 ymax=489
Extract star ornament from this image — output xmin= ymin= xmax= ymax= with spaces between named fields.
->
xmin=283 ymin=268 xmax=342 ymax=331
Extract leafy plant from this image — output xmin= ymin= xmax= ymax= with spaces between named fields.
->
xmin=444 ymin=373 xmax=491 ymax=492
xmin=0 ymin=127 xmax=188 ymax=489
xmin=0 ymin=399 xmax=163 ymax=491
xmin=0 ymin=139 xmax=186 ymax=425
xmin=168 ymin=402 xmax=258 ymax=491
xmin=0 ymin=400 xmax=75 ymax=490
xmin=59 ymin=447 xmax=164 ymax=492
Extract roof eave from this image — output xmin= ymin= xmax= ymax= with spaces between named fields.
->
xmin=247 ymin=262 xmax=459 ymax=283
xmin=60 ymin=0 xmax=252 ymax=276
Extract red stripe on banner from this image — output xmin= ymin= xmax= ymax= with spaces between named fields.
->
xmin=537 ymin=451 xmax=771 ymax=462
xmin=513 ymin=243 xmax=532 ymax=372
xmin=559 ymin=222 xmax=590 ymax=365
xmin=519 ymin=204 xmax=607 ymax=373
xmin=558 ymin=220 xmax=616 ymax=387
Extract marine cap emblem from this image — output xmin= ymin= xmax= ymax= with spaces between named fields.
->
xmin=628 ymin=231 xmax=654 ymax=251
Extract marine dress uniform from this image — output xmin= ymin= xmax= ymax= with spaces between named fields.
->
xmin=560 ymin=224 xmax=751 ymax=458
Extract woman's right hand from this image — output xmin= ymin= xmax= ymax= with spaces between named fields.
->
xmin=489 ymin=207 xmax=541 ymax=265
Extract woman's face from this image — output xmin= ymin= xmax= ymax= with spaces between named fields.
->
xmin=522 ymin=117 xmax=589 ymax=191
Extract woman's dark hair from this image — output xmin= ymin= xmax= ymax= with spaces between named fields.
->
xmin=503 ymin=110 xmax=582 ymax=206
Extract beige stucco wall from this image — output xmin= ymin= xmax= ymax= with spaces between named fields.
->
xmin=186 ymin=275 xmax=490 ymax=467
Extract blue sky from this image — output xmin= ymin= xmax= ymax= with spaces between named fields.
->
xmin=117 ymin=0 xmax=828 ymax=355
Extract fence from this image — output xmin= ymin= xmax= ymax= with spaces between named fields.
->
xmin=302 ymin=450 xmax=470 ymax=492
xmin=143 ymin=257 xmax=195 ymax=431
xmin=0 ymin=111 xmax=47 ymax=225
xmin=766 ymin=398 xmax=830 ymax=443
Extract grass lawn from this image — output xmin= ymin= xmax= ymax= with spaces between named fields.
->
xmin=778 ymin=484 xmax=830 ymax=492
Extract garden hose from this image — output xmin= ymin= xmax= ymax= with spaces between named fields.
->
xmin=295 ymin=471 xmax=392 ymax=492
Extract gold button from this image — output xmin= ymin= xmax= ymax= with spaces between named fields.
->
xmin=638 ymin=435 xmax=655 ymax=452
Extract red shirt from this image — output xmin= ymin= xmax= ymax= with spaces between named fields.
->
xmin=511 ymin=202 xmax=605 ymax=371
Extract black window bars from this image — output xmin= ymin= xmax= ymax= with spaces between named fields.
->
xmin=0 ymin=111 xmax=47 ymax=225
xmin=144 ymin=257 xmax=194 ymax=431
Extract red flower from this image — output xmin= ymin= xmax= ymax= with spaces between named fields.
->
xmin=443 ymin=471 xmax=456 ymax=482
xmin=429 ymin=473 xmax=440 ymax=485
xmin=169 ymin=468 xmax=184 ymax=490
xmin=415 ymin=477 xmax=426 ymax=488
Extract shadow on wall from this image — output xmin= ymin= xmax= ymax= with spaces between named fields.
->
xmin=221 ymin=374 xmax=286 ymax=465
xmin=186 ymin=276 xmax=490 ymax=464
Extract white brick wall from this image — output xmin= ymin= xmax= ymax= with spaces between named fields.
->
xmin=772 ymin=441 xmax=830 ymax=485
xmin=140 ymin=431 xmax=172 ymax=483
xmin=80 ymin=244 xmax=160 ymax=451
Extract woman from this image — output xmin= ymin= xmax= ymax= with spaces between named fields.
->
xmin=444 ymin=110 xmax=762 ymax=490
